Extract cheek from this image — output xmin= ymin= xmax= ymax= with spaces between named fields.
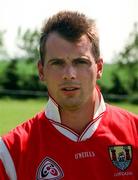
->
xmin=44 ymin=70 xmax=61 ymax=86
xmin=82 ymin=68 xmax=97 ymax=80
xmin=82 ymin=69 xmax=97 ymax=90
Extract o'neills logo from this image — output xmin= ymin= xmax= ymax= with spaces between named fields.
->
xmin=36 ymin=157 xmax=64 ymax=180
xmin=109 ymin=145 xmax=132 ymax=171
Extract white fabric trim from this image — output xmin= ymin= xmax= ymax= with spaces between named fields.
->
xmin=79 ymin=117 xmax=102 ymax=141
xmin=93 ymin=92 xmax=106 ymax=119
xmin=0 ymin=137 xmax=17 ymax=180
xmin=45 ymin=99 xmax=61 ymax=123
xmin=52 ymin=123 xmax=79 ymax=141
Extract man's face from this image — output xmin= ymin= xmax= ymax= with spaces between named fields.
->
xmin=38 ymin=32 xmax=103 ymax=111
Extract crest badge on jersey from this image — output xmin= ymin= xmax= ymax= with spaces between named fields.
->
xmin=109 ymin=145 xmax=132 ymax=171
xmin=36 ymin=157 xmax=64 ymax=180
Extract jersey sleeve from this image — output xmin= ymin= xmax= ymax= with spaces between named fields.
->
xmin=0 ymin=137 xmax=17 ymax=180
xmin=0 ymin=160 xmax=9 ymax=180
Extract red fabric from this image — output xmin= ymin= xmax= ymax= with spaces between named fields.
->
xmin=1 ymin=105 xmax=138 ymax=179
xmin=0 ymin=160 xmax=9 ymax=180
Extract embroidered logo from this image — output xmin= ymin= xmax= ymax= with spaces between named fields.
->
xmin=109 ymin=145 xmax=132 ymax=171
xmin=36 ymin=157 xmax=64 ymax=180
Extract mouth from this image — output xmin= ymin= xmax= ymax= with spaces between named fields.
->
xmin=60 ymin=86 xmax=80 ymax=96
xmin=61 ymin=87 xmax=80 ymax=91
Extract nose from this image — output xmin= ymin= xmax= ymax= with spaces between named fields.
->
xmin=62 ymin=65 xmax=76 ymax=80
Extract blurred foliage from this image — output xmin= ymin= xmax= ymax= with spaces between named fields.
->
xmin=0 ymin=30 xmax=5 ymax=47
xmin=16 ymin=28 xmax=40 ymax=62
xmin=2 ymin=59 xmax=19 ymax=90
xmin=117 ymin=23 xmax=138 ymax=65
xmin=111 ymin=23 xmax=138 ymax=96
xmin=0 ymin=59 xmax=46 ymax=94
xmin=0 ymin=30 xmax=8 ymax=59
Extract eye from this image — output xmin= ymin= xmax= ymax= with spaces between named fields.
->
xmin=49 ymin=59 xmax=64 ymax=66
xmin=74 ymin=58 xmax=90 ymax=65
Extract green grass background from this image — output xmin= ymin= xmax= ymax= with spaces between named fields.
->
xmin=0 ymin=98 xmax=137 ymax=135
xmin=0 ymin=98 xmax=46 ymax=135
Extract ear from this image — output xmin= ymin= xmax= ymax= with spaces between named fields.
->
xmin=37 ymin=60 xmax=44 ymax=81
xmin=96 ymin=58 xmax=103 ymax=79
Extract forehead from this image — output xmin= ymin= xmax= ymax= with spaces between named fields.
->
xmin=45 ymin=32 xmax=92 ymax=59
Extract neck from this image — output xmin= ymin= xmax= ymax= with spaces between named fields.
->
xmin=60 ymin=94 xmax=96 ymax=134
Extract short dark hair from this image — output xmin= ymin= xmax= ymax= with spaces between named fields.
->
xmin=40 ymin=11 xmax=100 ymax=64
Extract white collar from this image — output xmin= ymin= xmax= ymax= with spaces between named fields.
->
xmin=45 ymin=88 xmax=106 ymax=142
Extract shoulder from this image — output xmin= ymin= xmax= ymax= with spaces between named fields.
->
xmin=1 ymin=111 xmax=45 ymax=150
xmin=105 ymin=103 xmax=138 ymax=129
xmin=106 ymin=103 xmax=138 ymax=120
xmin=102 ymin=104 xmax=138 ymax=143
xmin=0 ymin=111 xmax=46 ymax=178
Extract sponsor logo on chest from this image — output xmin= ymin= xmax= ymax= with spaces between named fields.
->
xmin=36 ymin=157 xmax=64 ymax=180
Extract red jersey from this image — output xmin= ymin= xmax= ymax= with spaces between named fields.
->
xmin=0 ymin=104 xmax=138 ymax=180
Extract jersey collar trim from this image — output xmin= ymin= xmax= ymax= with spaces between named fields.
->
xmin=45 ymin=88 xmax=106 ymax=142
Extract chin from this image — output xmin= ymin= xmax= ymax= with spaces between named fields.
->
xmin=61 ymin=101 xmax=84 ymax=111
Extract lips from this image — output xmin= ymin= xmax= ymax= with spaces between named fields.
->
xmin=62 ymin=87 xmax=80 ymax=91
xmin=59 ymin=82 xmax=80 ymax=95
xmin=60 ymin=85 xmax=80 ymax=96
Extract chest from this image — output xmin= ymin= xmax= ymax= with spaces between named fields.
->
xmin=16 ymin=129 xmax=138 ymax=180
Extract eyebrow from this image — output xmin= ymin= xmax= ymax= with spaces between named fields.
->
xmin=47 ymin=58 xmax=64 ymax=63
xmin=73 ymin=57 xmax=89 ymax=61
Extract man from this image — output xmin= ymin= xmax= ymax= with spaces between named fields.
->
xmin=0 ymin=11 xmax=138 ymax=180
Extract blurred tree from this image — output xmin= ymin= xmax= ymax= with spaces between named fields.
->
xmin=0 ymin=30 xmax=8 ymax=59
xmin=0 ymin=31 xmax=6 ymax=48
xmin=117 ymin=23 xmax=138 ymax=65
xmin=109 ymin=72 xmax=127 ymax=95
xmin=2 ymin=59 xmax=19 ymax=90
xmin=16 ymin=28 xmax=40 ymax=62
xmin=113 ymin=23 xmax=138 ymax=94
